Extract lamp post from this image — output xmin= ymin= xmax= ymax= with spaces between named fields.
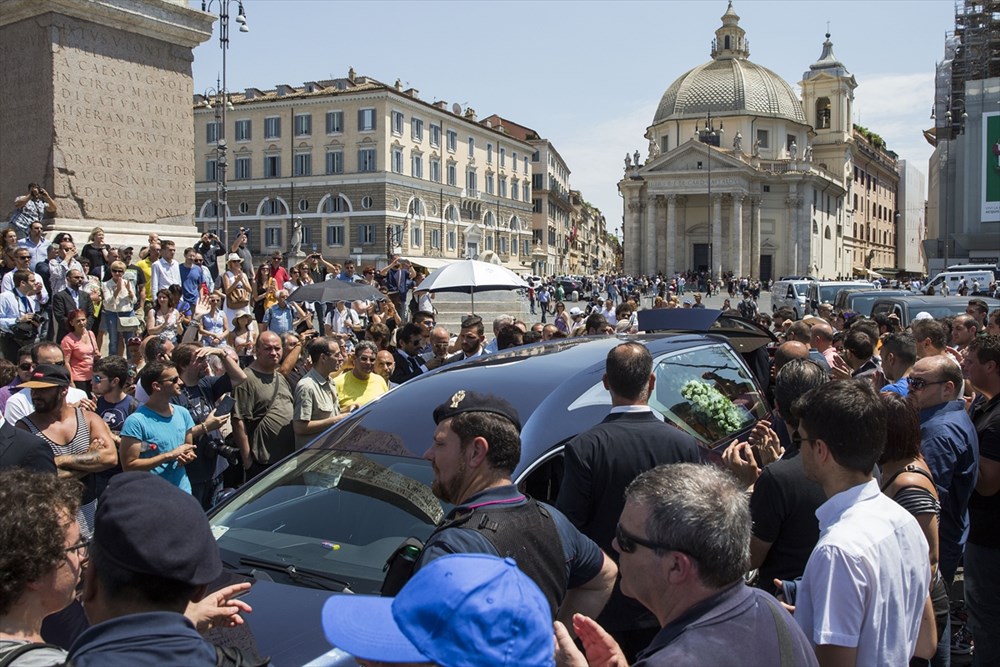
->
xmin=202 ymin=80 xmax=229 ymax=238
xmin=201 ymin=0 xmax=249 ymax=246
xmin=695 ymin=112 xmax=723 ymax=281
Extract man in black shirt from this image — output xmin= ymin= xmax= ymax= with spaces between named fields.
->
xmin=556 ymin=341 xmax=702 ymax=660
xmin=193 ymin=233 xmax=223 ymax=288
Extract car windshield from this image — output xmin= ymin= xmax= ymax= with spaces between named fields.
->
xmin=818 ymin=284 xmax=862 ymax=303
xmin=847 ymin=294 xmax=883 ymax=315
xmin=793 ymin=283 xmax=809 ymax=296
xmin=211 ymin=447 xmax=446 ymax=595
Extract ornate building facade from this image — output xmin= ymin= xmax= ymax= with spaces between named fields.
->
xmin=620 ymin=3 xmax=886 ymax=281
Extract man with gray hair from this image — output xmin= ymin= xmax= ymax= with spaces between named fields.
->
xmin=484 ymin=313 xmax=515 ymax=354
xmin=555 ymin=463 xmax=816 ymax=666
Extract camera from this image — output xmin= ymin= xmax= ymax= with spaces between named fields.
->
xmin=212 ymin=440 xmax=242 ymax=467
xmin=240 ymin=227 xmax=248 ymax=236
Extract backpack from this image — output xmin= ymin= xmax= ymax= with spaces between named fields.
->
xmin=0 ymin=642 xmax=64 ymax=667
xmin=738 ymin=298 xmax=757 ymax=319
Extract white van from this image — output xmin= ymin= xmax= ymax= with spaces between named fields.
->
xmin=771 ymin=279 xmax=813 ymax=319
xmin=922 ymin=270 xmax=994 ymax=295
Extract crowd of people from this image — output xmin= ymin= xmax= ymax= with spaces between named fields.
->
xmin=0 ymin=214 xmax=998 ymax=666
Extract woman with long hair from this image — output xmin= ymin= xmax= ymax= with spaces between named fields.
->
xmin=198 ymin=291 xmax=230 ymax=346
xmin=60 ymin=308 xmax=100 ymax=393
xmin=879 ymin=392 xmax=946 ymax=665
xmin=253 ymin=263 xmax=278 ymax=323
xmin=146 ymin=288 xmax=181 ymax=343
xmin=222 ymin=253 xmax=253 ymax=329
xmin=229 ymin=312 xmax=256 ymax=367
xmin=81 ymin=226 xmax=110 ymax=280
xmin=552 ymin=301 xmax=572 ymax=335
xmin=0 ymin=226 xmax=18 ymax=276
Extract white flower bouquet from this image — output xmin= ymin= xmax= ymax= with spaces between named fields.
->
xmin=680 ymin=379 xmax=746 ymax=435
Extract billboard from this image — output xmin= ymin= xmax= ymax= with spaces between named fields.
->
xmin=985 ymin=111 xmax=1000 ymax=222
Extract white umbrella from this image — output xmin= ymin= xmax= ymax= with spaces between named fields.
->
xmin=418 ymin=259 xmax=529 ymax=313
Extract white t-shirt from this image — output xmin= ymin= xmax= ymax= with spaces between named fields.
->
xmin=5 ymin=386 xmax=88 ymax=425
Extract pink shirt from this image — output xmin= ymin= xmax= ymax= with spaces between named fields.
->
xmin=61 ymin=330 xmax=99 ymax=382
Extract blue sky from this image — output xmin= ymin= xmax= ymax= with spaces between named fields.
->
xmin=191 ymin=0 xmax=954 ymax=234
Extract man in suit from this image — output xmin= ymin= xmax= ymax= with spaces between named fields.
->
xmin=0 ymin=416 xmax=56 ymax=473
xmin=390 ymin=323 xmax=427 ymax=385
xmin=556 ymin=341 xmax=703 ymax=661
xmin=52 ymin=269 xmax=93 ymax=343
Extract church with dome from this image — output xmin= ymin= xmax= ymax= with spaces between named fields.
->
xmin=620 ymin=2 xmax=866 ymax=282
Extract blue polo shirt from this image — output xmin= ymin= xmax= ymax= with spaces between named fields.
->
xmin=68 ymin=611 xmax=216 ymax=666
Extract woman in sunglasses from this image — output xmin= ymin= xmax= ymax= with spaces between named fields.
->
xmin=101 ymin=260 xmax=137 ymax=357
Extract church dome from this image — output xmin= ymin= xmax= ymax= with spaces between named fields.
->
xmin=652 ymin=3 xmax=806 ymax=125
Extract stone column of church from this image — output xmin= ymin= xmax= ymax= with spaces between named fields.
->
xmin=731 ymin=194 xmax=744 ymax=278
xmin=645 ymin=196 xmax=657 ymax=276
xmin=711 ymin=193 xmax=723 ymax=281
xmin=676 ymin=196 xmax=687 ymax=273
xmin=665 ymin=195 xmax=677 ymax=278
xmin=785 ymin=196 xmax=798 ymax=275
xmin=625 ymin=200 xmax=642 ymax=276
xmin=750 ymin=196 xmax=762 ymax=279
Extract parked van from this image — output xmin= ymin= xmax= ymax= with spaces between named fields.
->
xmin=922 ymin=270 xmax=993 ymax=295
xmin=806 ymin=280 xmax=877 ymax=315
xmin=771 ymin=279 xmax=814 ymax=319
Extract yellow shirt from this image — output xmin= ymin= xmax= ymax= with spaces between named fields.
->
xmin=333 ymin=371 xmax=388 ymax=411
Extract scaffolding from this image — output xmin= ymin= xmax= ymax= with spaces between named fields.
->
xmin=936 ymin=0 xmax=1000 ymax=140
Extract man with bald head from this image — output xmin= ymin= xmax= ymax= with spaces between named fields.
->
xmin=374 ymin=349 xmax=396 ymax=387
xmin=423 ymin=326 xmax=452 ymax=371
xmin=233 ymin=331 xmax=296 ymax=477
xmin=909 ymin=355 xmax=980 ymax=584
xmin=809 ymin=321 xmax=840 ymax=368
xmin=785 ymin=321 xmax=831 ymax=373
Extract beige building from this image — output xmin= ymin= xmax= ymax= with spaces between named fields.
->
xmin=193 ymin=71 xmax=534 ymax=271
xmin=850 ymin=127 xmax=899 ymax=274
xmin=621 ymin=3 xmax=900 ymax=281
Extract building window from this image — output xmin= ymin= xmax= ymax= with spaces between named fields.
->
xmin=206 ymin=121 xmax=220 ymax=144
xmin=205 ymin=159 xmax=217 ymax=182
xmin=485 ymin=235 xmax=493 ymax=252
xmin=264 ymin=155 xmax=281 ymax=178
xmin=522 ymin=240 xmax=530 ymax=257
xmin=234 ymin=119 xmax=251 ymax=141
xmin=430 ymin=158 xmax=441 ymax=183
xmin=326 ymin=110 xmax=343 ymax=134
xmin=392 ymin=148 xmax=404 ymax=174
xmin=391 ymin=110 xmax=404 ymax=135
xmin=468 ymin=137 xmax=475 ymax=158
xmin=756 ymin=129 xmax=769 ymax=149
xmin=447 ymin=230 xmax=456 ymax=250
xmin=500 ymin=236 xmax=508 ymax=254
xmin=447 ymin=163 xmax=457 ymax=186
xmin=358 ymin=108 xmax=376 ymax=132
xmin=524 ymin=157 xmax=529 ymax=173
xmin=239 ymin=201 xmax=249 ymax=214
xmin=499 ymin=147 xmax=506 ymax=168
xmin=532 ymin=150 xmax=540 ymax=162
xmin=327 ymin=224 xmax=344 ymax=246
xmin=512 ymin=151 xmax=517 ymax=171
xmin=786 ymin=134 xmax=796 ymax=153
xmin=294 ymin=113 xmax=312 ymax=137
xmin=816 ymin=98 xmax=831 ymax=129
xmin=361 ymin=224 xmax=375 ymax=244
xmin=265 ymin=227 xmax=282 ymax=247
xmin=264 ymin=116 xmax=281 ymax=139
xmin=511 ymin=181 xmax=519 ymax=201
xmin=298 ymin=198 xmax=309 ymax=212
xmin=447 ymin=130 xmax=457 ymax=152
xmin=361 ymin=196 xmax=373 ymax=209
xmin=499 ymin=177 xmax=507 ymax=199
xmin=412 ymin=118 xmax=423 ymax=142
xmin=234 ymin=156 xmax=251 ymax=180
xmin=430 ymin=124 xmax=441 ymax=147
xmin=532 ymin=173 xmax=543 ymax=189
xmin=430 ymin=229 xmax=441 ymax=249
xmin=358 ymin=148 xmax=376 ymax=172
xmin=326 ymin=151 xmax=343 ymax=174
xmin=486 ymin=144 xmax=493 ymax=164
xmin=523 ymin=183 xmax=530 ymax=202
xmin=322 ymin=196 xmax=345 ymax=214
xmin=485 ymin=173 xmax=494 ymax=195
xmin=265 ymin=198 xmax=284 ymax=216
xmin=533 ymin=198 xmax=542 ymax=213
xmin=294 ymin=152 xmax=312 ymax=176
xmin=411 ymin=225 xmax=422 ymax=247
xmin=466 ymin=169 xmax=477 ymax=196
xmin=411 ymin=154 xmax=423 ymax=179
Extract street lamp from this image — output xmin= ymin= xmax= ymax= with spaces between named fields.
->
xmin=695 ymin=112 xmax=723 ymax=280
xmin=201 ymin=0 xmax=249 ymax=246
xmin=202 ymin=80 xmax=232 ymax=238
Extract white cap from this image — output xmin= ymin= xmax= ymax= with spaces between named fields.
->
xmin=913 ymin=311 xmax=933 ymax=321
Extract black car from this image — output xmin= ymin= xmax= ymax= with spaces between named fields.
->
xmin=834 ymin=288 xmax=910 ymax=317
xmin=206 ymin=330 xmax=771 ymax=665
xmin=870 ymin=295 xmax=1000 ymax=326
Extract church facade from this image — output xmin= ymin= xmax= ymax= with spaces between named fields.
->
xmin=620 ymin=2 xmax=864 ymax=282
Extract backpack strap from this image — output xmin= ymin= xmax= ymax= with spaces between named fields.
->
xmin=0 ymin=642 xmax=65 ymax=667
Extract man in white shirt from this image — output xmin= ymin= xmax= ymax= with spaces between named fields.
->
xmin=150 ymin=239 xmax=181 ymax=295
xmin=1 ymin=247 xmax=49 ymax=307
xmin=4 ymin=342 xmax=88 ymax=424
xmin=16 ymin=222 xmax=51 ymax=276
xmin=0 ymin=270 xmax=43 ymax=361
xmin=790 ymin=380 xmax=932 ymax=667
xmin=48 ymin=239 xmax=83 ymax=296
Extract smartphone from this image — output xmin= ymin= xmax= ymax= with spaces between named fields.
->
xmin=214 ymin=395 xmax=236 ymax=416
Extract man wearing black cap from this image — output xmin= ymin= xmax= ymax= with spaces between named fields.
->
xmin=415 ymin=390 xmax=618 ymax=625
xmin=69 ymin=472 xmax=251 ymax=665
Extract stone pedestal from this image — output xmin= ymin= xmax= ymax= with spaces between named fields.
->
xmin=0 ymin=0 xmax=213 ymax=248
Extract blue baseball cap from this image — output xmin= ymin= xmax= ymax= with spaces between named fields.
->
xmin=321 ymin=554 xmax=554 ymax=667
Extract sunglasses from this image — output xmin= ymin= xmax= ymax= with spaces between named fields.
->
xmin=111 ymin=269 xmax=124 ymax=274
xmin=92 ymin=374 xmax=105 ymax=383
xmin=615 ymin=522 xmax=685 ymax=555
xmin=907 ymin=377 xmax=947 ymax=391
xmin=195 ymin=260 xmax=204 ymax=264
xmin=157 ymin=376 xmax=181 ymax=385
xmin=18 ymin=363 xmax=34 ymax=371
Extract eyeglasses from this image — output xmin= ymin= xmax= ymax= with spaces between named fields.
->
xmin=907 ymin=377 xmax=948 ymax=391
xmin=111 ymin=269 xmax=124 ymax=274
xmin=157 ymin=376 xmax=181 ymax=385
xmin=421 ymin=319 xmax=435 ymax=326
xmin=615 ymin=522 xmax=685 ymax=555
xmin=791 ymin=430 xmax=818 ymax=449
xmin=92 ymin=375 xmax=105 ymax=383
xmin=18 ymin=362 xmax=34 ymax=371
xmin=194 ymin=260 xmax=204 ymax=264
xmin=15 ymin=255 xmax=30 ymax=261
xmin=64 ymin=539 xmax=90 ymax=560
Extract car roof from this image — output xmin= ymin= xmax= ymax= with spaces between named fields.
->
xmin=311 ymin=333 xmax=735 ymax=474
xmin=874 ymin=295 xmax=999 ymax=306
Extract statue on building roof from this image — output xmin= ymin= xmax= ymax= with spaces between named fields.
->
xmin=633 ymin=150 xmax=641 ymax=167
xmin=625 ymin=153 xmax=633 ymax=170
xmin=289 ymin=217 xmax=304 ymax=257
xmin=733 ymin=131 xmax=743 ymax=153
xmin=804 ymin=144 xmax=813 ymax=162
xmin=648 ymin=138 xmax=660 ymax=160
xmin=789 ymin=140 xmax=798 ymax=160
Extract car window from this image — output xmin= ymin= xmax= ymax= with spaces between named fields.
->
xmin=648 ymin=344 xmax=767 ymax=446
xmin=787 ymin=286 xmax=795 ymax=298
xmin=211 ymin=447 xmax=447 ymax=595
xmin=793 ymin=284 xmax=808 ymax=296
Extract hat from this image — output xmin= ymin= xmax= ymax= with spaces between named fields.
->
xmin=226 ymin=252 xmax=242 ymax=263
xmin=322 ymin=554 xmax=554 ymax=667
xmin=683 ymin=299 xmax=692 ymax=305
xmin=92 ymin=472 xmax=221 ymax=586
xmin=433 ymin=390 xmax=521 ymax=431
xmin=19 ymin=364 xmax=70 ymax=389
xmin=117 ymin=245 xmax=134 ymax=254
xmin=801 ymin=315 xmax=825 ymax=325
xmin=913 ymin=311 xmax=933 ymax=321
xmin=569 ymin=306 xmax=583 ymax=317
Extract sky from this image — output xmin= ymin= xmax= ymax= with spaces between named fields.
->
xmin=191 ymin=0 xmax=955 ymax=235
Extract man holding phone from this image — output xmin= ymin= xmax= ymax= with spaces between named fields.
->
xmin=170 ymin=344 xmax=247 ymax=509
xmin=11 ymin=183 xmax=56 ymax=238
